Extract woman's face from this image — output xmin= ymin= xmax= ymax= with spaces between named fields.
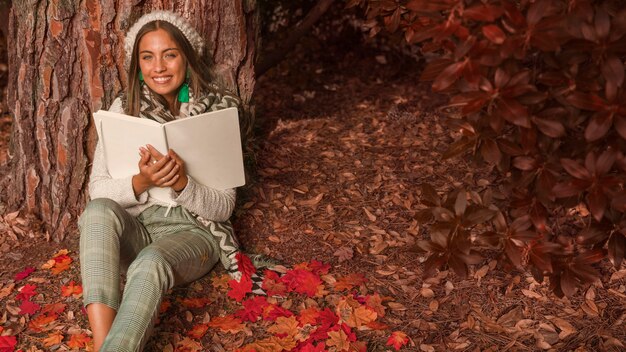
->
xmin=138 ymin=28 xmax=186 ymax=107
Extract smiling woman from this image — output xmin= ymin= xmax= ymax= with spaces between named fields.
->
xmin=138 ymin=29 xmax=187 ymax=110
xmin=78 ymin=10 xmax=251 ymax=352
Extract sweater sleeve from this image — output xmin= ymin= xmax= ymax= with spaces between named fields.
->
xmin=170 ymin=90 xmax=241 ymax=221
xmin=87 ymin=98 xmax=149 ymax=206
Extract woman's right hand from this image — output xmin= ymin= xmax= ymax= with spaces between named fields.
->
xmin=132 ymin=145 xmax=180 ymax=196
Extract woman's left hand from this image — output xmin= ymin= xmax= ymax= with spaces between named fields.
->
xmin=145 ymin=145 xmax=189 ymax=192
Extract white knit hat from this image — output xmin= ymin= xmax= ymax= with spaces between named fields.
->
xmin=124 ymin=10 xmax=204 ymax=67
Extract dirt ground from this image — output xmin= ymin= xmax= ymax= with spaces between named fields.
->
xmin=1 ymin=29 xmax=626 ymax=352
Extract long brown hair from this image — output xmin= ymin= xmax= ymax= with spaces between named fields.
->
xmin=126 ymin=20 xmax=215 ymax=116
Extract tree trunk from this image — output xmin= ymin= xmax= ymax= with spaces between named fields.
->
xmin=1 ymin=0 xmax=258 ymax=240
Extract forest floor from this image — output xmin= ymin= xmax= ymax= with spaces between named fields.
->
xmin=1 ymin=33 xmax=626 ymax=352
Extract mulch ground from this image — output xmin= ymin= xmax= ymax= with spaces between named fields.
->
xmin=1 ymin=35 xmax=625 ymax=352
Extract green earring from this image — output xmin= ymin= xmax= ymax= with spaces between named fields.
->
xmin=178 ymin=70 xmax=190 ymax=103
xmin=178 ymin=82 xmax=190 ymax=103
xmin=139 ymin=71 xmax=144 ymax=82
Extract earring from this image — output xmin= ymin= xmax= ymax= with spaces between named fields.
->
xmin=139 ymin=71 xmax=144 ymax=84
xmin=177 ymin=70 xmax=190 ymax=103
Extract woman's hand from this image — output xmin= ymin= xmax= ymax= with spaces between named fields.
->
xmin=132 ymin=145 xmax=188 ymax=195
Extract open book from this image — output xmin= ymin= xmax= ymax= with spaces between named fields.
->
xmin=93 ymin=107 xmax=245 ymax=196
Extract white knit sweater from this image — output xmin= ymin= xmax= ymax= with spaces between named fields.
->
xmin=87 ymin=98 xmax=236 ymax=221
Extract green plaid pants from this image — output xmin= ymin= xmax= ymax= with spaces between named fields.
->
xmin=79 ymin=198 xmax=220 ymax=352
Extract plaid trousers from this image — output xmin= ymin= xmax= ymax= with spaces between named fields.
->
xmin=79 ymin=198 xmax=220 ymax=352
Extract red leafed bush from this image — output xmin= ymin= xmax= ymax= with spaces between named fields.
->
xmin=348 ymin=0 xmax=626 ymax=296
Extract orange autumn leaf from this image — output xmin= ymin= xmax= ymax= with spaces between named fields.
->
xmin=179 ymin=297 xmax=211 ymax=308
xmin=42 ymin=331 xmax=64 ymax=347
xmin=334 ymin=273 xmax=367 ymax=291
xmin=41 ymin=302 xmax=66 ymax=315
xmin=298 ymin=306 xmax=321 ymax=325
xmin=50 ymin=258 xmax=72 ymax=275
xmin=326 ymin=329 xmax=350 ymax=351
xmin=386 ymin=331 xmax=409 ymax=351
xmin=365 ymin=320 xmax=389 ymax=330
xmin=61 ymin=281 xmax=83 ymax=298
xmin=207 ymin=315 xmax=245 ymax=333
xmin=347 ymin=306 xmax=377 ymax=329
xmin=67 ymin=333 xmax=91 ymax=349
xmin=336 ymin=297 xmax=377 ymax=329
xmin=187 ymin=324 xmax=209 ymax=339
xmin=28 ymin=314 xmax=58 ymax=332
xmin=365 ymin=293 xmax=386 ymax=317
xmin=52 ymin=249 xmax=70 ymax=257
xmin=267 ymin=316 xmax=299 ymax=337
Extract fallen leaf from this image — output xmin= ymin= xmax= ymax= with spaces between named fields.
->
xmin=334 ymin=273 xmax=367 ymax=291
xmin=66 ymin=333 xmax=91 ymax=349
xmin=549 ymin=317 xmax=576 ymax=339
xmin=333 ymin=246 xmax=354 ymax=262
xmin=14 ymin=267 xmax=35 ymax=281
xmin=298 ymin=307 xmax=321 ymax=325
xmin=18 ymin=300 xmax=41 ymax=315
xmin=42 ymin=331 xmax=64 ymax=347
xmin=61 ymin=281 xmax=83 ymax=298
xmin=228 ymin=276 xmax=253 ymax=302
xmin=28 ymin=314 xmax=59 ymax=332
xmin=0 ymin=283 xmax=15 ymax=300
xmin=267 ymin=316 xmax=299 ymax=337
xmin=187 ymin=324 xmax=209 ymax=339
xmin=207 ymin=315 xmax=245 ymax=334
xmin=179 ymin=297 xmax=211 ymax=309
xmin=386 ymin=331 xmax=409 ymax=351
xmin=326 ymin=329 xmax=350 ymax=351
xmin=16 ymin=284 xmax=37 ymax=301
xmin=363 ymin=207 xmax=377 ymax=222
xmin=0 ymin=336 xmax=17 ymax=351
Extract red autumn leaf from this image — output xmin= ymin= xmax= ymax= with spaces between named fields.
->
xmin=228 ymin=276 xmax=252 ymax=302
xmin=280 ymin=269 xmax=323 ymax=297
xmin=263 ymin=304 xmax=294 ymax=321
xmin=14 ymin=267 xmax=35 ymax=281
xmin=179 ymin=297 xmax=211 ymax=309
xmin=187 ymin=324 xmax=209 ymax=339
xmin=19 ymin=300 xmax=41 ymax=315
xmin=16 ymin=284 xmax=37 ymax=301
xmin=334 ymin=273 xmax=367 ymax=291
xmin=28 ymin=314 xmax=58 ymax=332
xmin=299 ymin=342 xmax=326 ymax=352
xmin=61 ymin=281 xmax=83 ymax=298
xmin=235 ymin=252 xmax=256 ymax=279
xmin=207 ymin=315 xmax=245 ymax=334
xmin=386 ymin=331 xmax=409 ymax=351
xmin=0 ymin=336 xmax=17 ymax=351
xmin=298 ymin=307 xmax=321 ymax=326
xmin=66 ymin=333 xmax=92 ymax=349
xmin=41 ymin=302 xmax=66 ymax=315
xmin=308 ymin=260 xmax=331 ymax=275
xmin=262 ymin=270 xmax=288 ymax=297
xmin=235 ymin=296 xmax=269 ymax=322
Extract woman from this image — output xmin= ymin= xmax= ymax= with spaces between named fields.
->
xmin=79 ymin=11 xmax=247 ymax=351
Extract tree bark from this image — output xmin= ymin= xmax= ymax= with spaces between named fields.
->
xmin=1 ymin=0 xmax=258 ymax=240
